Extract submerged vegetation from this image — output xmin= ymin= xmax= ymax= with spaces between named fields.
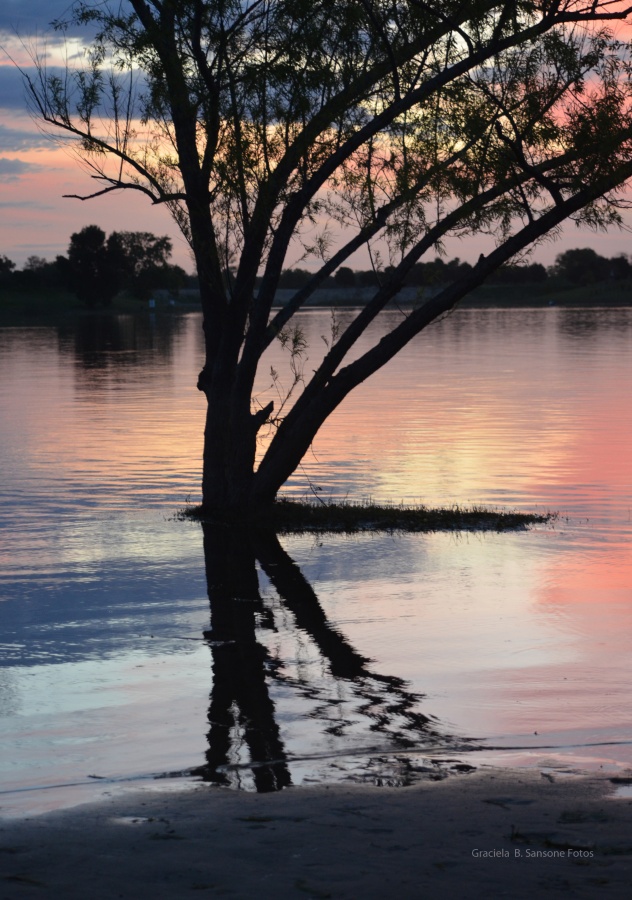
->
xmin=181 ymin=498 xmax=553 ymax=534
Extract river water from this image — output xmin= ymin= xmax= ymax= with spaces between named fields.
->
xmin=1 ymin=307 xmax=631 ymax=814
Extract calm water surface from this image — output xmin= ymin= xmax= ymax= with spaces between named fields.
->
xmin=1 ymin=307 xmax=631 ymax=815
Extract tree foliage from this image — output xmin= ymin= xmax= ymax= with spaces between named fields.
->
xmin=66 ymin=225 xmax=121 ymax=306
xmin=334 ymin=266 xmax=357 ymax=288
xmin=553 ymin=246 xmax=632 ymax=283
xmin=61 ymin=225 xmax=186 ymax=305
xmin=0 ymin=255 xmax=16 ymax=276
xmin=106 ymin=230 xmax=186 ymax=299
xmin=0 ymin=254 xmax=16 ymax=289
xmin=19 ymin=0 xmax=632 ymax=515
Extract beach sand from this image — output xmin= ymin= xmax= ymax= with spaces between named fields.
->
xmin=2 ymin=769 xmax=632 ymax=899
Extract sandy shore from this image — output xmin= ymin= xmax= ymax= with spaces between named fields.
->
xmin=2 ymin=769 xmax=632 ymax=899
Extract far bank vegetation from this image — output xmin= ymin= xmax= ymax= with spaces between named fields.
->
xmin=3 ymin=245 xmax=632 ymax=315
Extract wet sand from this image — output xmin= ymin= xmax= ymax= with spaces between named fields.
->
xmin=2 ymin=769 xmax=632 ymax=898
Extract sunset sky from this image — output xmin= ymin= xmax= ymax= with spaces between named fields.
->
xmin=1 ymin=1 xmax=632 ymax=273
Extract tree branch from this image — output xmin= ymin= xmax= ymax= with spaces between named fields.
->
xmin=253 ymin=145 xmax=632 ymax=496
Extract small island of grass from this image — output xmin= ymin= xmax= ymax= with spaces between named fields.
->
xmin=181 ymin=498 xmax=554 ymax=533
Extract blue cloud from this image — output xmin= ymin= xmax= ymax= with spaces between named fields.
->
xmin=0 ymin=65 xmax=30 ymax=110
xmin=0 ymin=62 xmax=147 ymax=119
xmin=0 ymin=123 xmax=58 ymax=150
xmin=0 ymin=64 xmax=75 ymax=112
xmin=0 ymin=1 xmax=100 ymax=37
xmin=0 ymin=199 xmax=53 ymax=209
xmin=0 ymin=156 xmax=41 ymax=180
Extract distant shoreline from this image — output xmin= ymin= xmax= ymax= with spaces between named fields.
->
xmin=2 ymin=282 xmax=632 ymax=324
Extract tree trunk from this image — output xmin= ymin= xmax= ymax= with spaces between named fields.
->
xmin=195 ymin=248 xmax=271 ymax=519
xmin=199 ymin=366 xmax=278 ymax=520
xmin=200 ymin=391 xmax=258 ymax=518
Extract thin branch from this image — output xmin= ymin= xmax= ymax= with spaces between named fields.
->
xmin=254 ymin=150 xmax=632 ymax=496
xmin=248 ymin=0 xmax=624 ymax=315
xmin=63 ymin=179 xmax=181 ymax=203
xmin=260 ymin=139 xmax=482 ymax=348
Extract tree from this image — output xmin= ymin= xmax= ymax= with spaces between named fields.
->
xmin=62 ymin=226 xmax=186 ymax=304
xmin=277 ymin=268 xmax=313 ymax=289
xmin=25 ymin=257 xmax=59 ymax=289
xmin=488 ymin=262 xmax=548 ymax=283
xmin=0 ymin=254 xmax=16 ymax=290
xmin=19 ymin=0 xmax=632 ymax=519
xmin=553 ymin=247 xmax=610 ymax=284
xmin=608 ymin=254 xmax=632 ymax=280
xmin=553 ymin=246 xmax=632 ymax=283
xmin=0 ymin=255 xmax=16 ymax=276
xmin=66 ymin=225 xmax=121 ymax=306
xmin=107 ymin=230 xmax=185 ymax=299
xmin=334 ymin=266 xmax=356 ymax=288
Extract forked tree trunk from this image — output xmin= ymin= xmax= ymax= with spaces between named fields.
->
xmin=199 ymin=361 xmax=349 ymax=519
xmin=199 ymin=356 xmax=281 ymax=519
xmin=196 ymin=265 xmax=273 ymax=519
xmin=200 ymin=391 xmax=262 ymax=518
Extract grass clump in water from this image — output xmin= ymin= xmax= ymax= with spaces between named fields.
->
xmin=182 ymin=498 xmax=553 ymax=533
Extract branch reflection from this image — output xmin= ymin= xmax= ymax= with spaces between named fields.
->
xmin=196 ymin=524 xmax=456 ymax=791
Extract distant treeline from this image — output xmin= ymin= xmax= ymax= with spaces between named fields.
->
xmin=0 ymin=225 xmax=197 ymax=307
xmin=274 ymin=248 xmax=632 ymax=290
xmin=2 ymin=242 xmax=631 ymax=305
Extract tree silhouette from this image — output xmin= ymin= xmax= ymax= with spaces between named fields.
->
xmin=67 ymin=226 xmax=120 ymax=307
xmin=20 ymin=0 xmax=632 ymax=515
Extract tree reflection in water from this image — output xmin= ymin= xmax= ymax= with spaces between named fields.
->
xmin=196 ymin=524 xmax=458 ymax=791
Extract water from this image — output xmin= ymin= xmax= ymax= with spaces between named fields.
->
xmin=1 ymin=307 xmax=631 ymax=815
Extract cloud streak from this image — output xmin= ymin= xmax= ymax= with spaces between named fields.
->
xmin=0 ymin=200 xmax=54 ymax=210
xmin=0 ymin=1 xmax=97 ymax=38
xmin=0 ymin=123 xmax=59 ymax=151
xmin=0 ymin=61 xmax=147 ymax=126
xmin=0 ymin=64 xmax=30 ymax=110
xmin=0 ymin=156 xmax=42 ymax=179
